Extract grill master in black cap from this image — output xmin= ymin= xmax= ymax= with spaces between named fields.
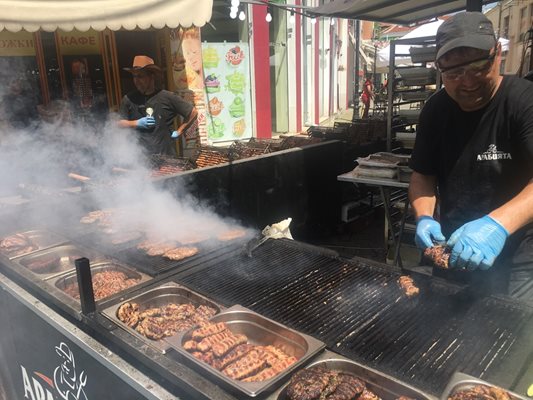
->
xmin=436 ymin=12 xmax=496 ymax=60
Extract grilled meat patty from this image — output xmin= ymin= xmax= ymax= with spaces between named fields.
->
xmin=117 ymin=301 xmax=217 ymax=341
xmin=398 ymin=276 xmax=419 ymax=297
xmin=25 ymin=255 xmax=61 ymax=273
xmin=285 ymin=367 xmax=369 ymax=400
xmin=449 ymin=385 xmax=511 ymax=400
xmin=163 ymin=246 xmax=199 ymax=260
xmin=63 ymin=269 xmax=141 ymax=301
xmin=286 ymin=367 xmax=332 ymax=400
xmin=423 ymin=245 xmax=450 ymax=269
xmin=0 ymin=233 xmax=38 ymax=257
xmin=217 ymin=229 xmax=246 ymax=241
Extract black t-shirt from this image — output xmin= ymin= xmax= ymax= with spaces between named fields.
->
xmin=410 ymin=75 xmax=533 ymax=264
xmin=119 ymin=89 xmax=193 ymax=156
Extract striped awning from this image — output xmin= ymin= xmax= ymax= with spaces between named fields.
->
xmin=0 ymin=0 xmax=212 ymax=32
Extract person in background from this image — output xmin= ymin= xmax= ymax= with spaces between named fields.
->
xmin=1 ymin=76 xmax=38 ymax=130
xmin=360 ymin=75 xmax=374 ymax=119
xmin=408 ymin=12 xmax=533 ymax=296
xmin=118 ymin=55 xmax=198 ymax=157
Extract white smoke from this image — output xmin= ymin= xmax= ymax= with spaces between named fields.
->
xmin=0 ymin=104 xmax=255 ymax=246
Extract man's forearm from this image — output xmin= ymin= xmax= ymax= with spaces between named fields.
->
xmin=408 ymin=171 xmax=438 ymax=220
xmin=489 ymin=178 xmax=533 ymax=234
xmin=176 ymin=108 xmax=198 ymax=134
xmin=118 ymin=119 xmax=137 ymax=129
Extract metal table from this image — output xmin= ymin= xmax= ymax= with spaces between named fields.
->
xmin=337 ymin=172 xmax=410 ymax=267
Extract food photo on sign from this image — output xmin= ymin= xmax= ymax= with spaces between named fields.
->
xmin=202 ymin=42 xmax=252 ymax=142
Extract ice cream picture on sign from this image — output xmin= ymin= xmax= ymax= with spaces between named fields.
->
xmin=233 ymin=119 xmax=246 ymax=137
xmin=202 ymin=47 xmax=220 ymax=69
xmin=225 ymin=45 xmax=245 ymax=66
xmin=204 ymin=74 xmax=220 ymax=93
xmin=208 ymin=117 xmax=225 ymax=139
xmin=226 ymin=71 xmax=245 ymax=95
xmin=229 ymin=96 xmax=245 ymax=118
xmin=208 ymin=97 xmax=224 ymax=116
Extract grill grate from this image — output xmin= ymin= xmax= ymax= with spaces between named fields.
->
xmin=174 ymin=239 xmax=533 ymax=395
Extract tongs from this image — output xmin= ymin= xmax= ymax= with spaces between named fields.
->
xmin=245 ymin=235 xmax=270 ymax=257
xmin=244 ymin=218 xmax=294 ymax=258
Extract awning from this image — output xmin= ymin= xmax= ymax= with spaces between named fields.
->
xmin=308 ymin=0 xmax=495 ymax=25
xmin=0 ymin=0 xmax=213 ymax=32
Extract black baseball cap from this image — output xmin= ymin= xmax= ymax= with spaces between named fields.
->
xmin=436 ymin=12 xmax=496 ymax=60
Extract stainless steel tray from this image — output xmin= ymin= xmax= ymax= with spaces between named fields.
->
xmin=102 ymin=282 xmax=223 ymax=353
xmin=49 ymin=261 xmax=151 ymax=302
xmin=0 ymin=230 xmax=68 ymax=259
xmin=169 ymin=304 xmax=326 ymax=397
xmin=14 ymin=243 xmax=106 ymax=280
xmin=441 ymin=372 xmax=528 ymax=400
xmin=276 ymin=350 xmax=434 ymax=400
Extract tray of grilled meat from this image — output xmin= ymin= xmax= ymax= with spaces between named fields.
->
xmin=441 ymin=372 xmax=528 ymax=400
xmin=0 ymin=230 xmax=68 ymax=259
xmin=13 ymin=243 xmax=107 ymax=280
xmin=102 ymin=282 xmax=223 ymax=353
xmin=48 ymin=261 xmax=151 ymax=303
xmin=167 ymin=304 xmax=326 ymax=397
xmin=275 ymin=350 xmax=434 ymax=400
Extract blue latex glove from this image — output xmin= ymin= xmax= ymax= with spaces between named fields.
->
xmin=136 ymin=116 xmax=155 ymax=129
xmin=415 ymin=216 xmax=446 ymax=250
xmin=447 ymin=215 xmax=509 ymax=271
xmin=170 ymin=130 xmax=180 ymax=139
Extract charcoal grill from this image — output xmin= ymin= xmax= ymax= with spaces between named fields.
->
xmin=172 ymin=238 xmax=533 ymax=395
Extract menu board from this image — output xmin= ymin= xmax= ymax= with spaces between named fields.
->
xmin=201 ymin=42 xmax=253 ymax=142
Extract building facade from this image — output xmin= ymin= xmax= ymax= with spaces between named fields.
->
xmin=0 ymin=2 xmax=353 ymax=145
xmin=486 ymin=0 xmax=533 ymax=76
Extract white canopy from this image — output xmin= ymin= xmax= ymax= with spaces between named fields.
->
xmin=376 ymin=20 xmax=510 ymax=70
xmin=0 ymin=0 xmax=213 ymax=32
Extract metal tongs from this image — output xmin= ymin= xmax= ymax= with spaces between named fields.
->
xmin=245 ymin=218 xmax=293 ymax=257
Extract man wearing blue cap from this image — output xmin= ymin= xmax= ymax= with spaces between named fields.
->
xmin=408 ymin=12 xmax=533 ymax=295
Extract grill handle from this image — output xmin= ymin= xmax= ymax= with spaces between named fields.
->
xmin=75 ymin=257 xmax=96 ymax=315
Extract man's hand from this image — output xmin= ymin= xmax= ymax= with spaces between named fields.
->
xmin=415 ymin=216 xmax=445 ymax=249
xmin=447 ymin=215 xmax=509 ymax=271
xmin=136 ymin=116 xmax=155 ymax=129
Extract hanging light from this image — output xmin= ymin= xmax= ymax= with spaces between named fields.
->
xmin=265 ymin=6 xmax=272 ymax=22
xmin=230 ymin=8 xmax=237 ymax=18
xmin=310 ymin=16 xmax=317 ymax=24
xmin=330 ymin=17 xmax=335 ymax=26
xmin=289 ymin=10 xmax=295 ymax=24
xmin=238 ymin=9 xmax=246 ymax=20
xmin=230 ymin=0 xmax=240 ymax=7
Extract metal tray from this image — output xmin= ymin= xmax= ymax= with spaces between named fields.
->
xmin=276 ymin=351 xmax=434 ymax=400
xmin=102 ymin=282 xmax=224 ymax=353
xmin=440 ymin=372 xmax=528 ymax=400
xmin=169 ymin=304 xmax=326 ymax=397
xmin=15 ymin=243 xmax=106 ymax=280
xmin=0 ymin=229 xmax=67 ymax=259
xmin=49 ymin=261 xmax=151 ymax=302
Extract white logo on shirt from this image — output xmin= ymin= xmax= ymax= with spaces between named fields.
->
xmin=476 ymin=144 xmax=512 ymax=161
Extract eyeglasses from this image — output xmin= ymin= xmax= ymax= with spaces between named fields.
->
xmin=439 ymin=51 xmax=496 ymax=81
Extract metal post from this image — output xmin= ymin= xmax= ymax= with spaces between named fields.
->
xmin=75 ymin=257 xmax=96 ymax=315
xmin=466 ymin=0 xmax=482 ymax=11
xmin=386 ymin=41 xmax=395 ymax=152
xmin=352 ymin=19 xmax=361 ymax=122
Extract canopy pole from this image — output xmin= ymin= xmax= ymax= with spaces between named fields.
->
xmin=466 ymin=0 xmax=482 ymax=11
xmin=352 ymin=19 xmax=360 ymax=122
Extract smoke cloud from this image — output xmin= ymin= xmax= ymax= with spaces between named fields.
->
xmin=0 ymin=100 xmax=254 ymax=246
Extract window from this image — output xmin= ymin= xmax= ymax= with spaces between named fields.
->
xmin=502 ymin=16 xmax=509 ymax=39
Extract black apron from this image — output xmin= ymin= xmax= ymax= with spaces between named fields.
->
xmin=433 ymin=102 xmax=532 ymax=296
